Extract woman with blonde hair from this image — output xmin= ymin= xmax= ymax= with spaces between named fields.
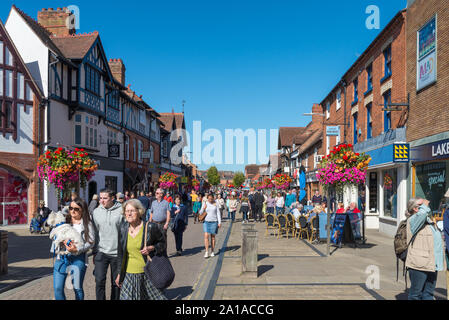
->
xmin=115 ymin=199 xmax=167 ymax=300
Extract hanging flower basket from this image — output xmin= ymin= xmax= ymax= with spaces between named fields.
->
xmin=262 ymin=178 xmax=274 ymax=190
xmin=191 ymin=178 xmax=200 ymax=191
xmin=316 ymin=144 xmax=371 ymax=193
xmin=159 ymin=172 xmax=178 ymax=190
xmin=37 ymin=147 xmax=98 ymax=200
xmin=272 ymin=174 xmax=292 ymax=190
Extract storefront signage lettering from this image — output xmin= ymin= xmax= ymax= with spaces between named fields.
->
xmin=411 ymin=138 xmax=449 ymax=163
xmin=428 ymin=171 xmax=445 ymax=189
xmin=432 ymin=142 xmax=449 ymax=157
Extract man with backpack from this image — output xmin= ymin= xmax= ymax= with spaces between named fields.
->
xmin=394 ymin=198 xmax=445 ymax=300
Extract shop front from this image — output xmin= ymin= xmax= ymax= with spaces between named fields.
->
xmin=354 ymin=128 xmax=408 ymax=236
xmin=410 ymin=137 xmax=449 ymax=215
xmin=0 ymin=166 xmax=29 ymax=226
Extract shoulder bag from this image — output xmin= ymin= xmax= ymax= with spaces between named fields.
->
xmin=198 ymin=202 xmax=208 ymax=223
xmin=143 ymin=221 xmax=175 ymax=290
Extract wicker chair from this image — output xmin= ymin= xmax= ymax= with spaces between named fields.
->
xmin=286 ymin=213 xmax=296 ymax=237
xmin=277 ymin=214 xmax=289 ymax=239
xmin=309 ymin=216 xmax=319 ymax=243
xmin=296 ymin=215 xmax=309 ymax=240
xmin=265 ymin=214 xmax=279 ymax=237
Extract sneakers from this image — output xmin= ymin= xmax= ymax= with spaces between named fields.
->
xmin=210 ymin=252 xmax=215 ymax=257
xmin=204 ymin=251 xmax=209 ymax=258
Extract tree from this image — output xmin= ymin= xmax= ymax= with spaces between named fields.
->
xmin=233 ymin=172 xmax=245 ymax=188
xmin=207 ymin=166 xmax=220 ymax=186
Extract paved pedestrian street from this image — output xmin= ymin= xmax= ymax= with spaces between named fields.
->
xmin=1 ymin=213 xmax=448 ymax=300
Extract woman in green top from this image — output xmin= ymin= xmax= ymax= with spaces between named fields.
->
xmin=115 ymin=199 xmax=167 ymax=300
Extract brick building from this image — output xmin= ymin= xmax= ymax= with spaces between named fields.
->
xmin=0 ymin=19 xmax=44 ymax=225
xmin=319 ymin=10 xmax=407 ymax=235
xmin=407 ymin=0 xmax=449 ymax=214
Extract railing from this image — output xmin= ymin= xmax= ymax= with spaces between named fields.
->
xmin=354 ymin=127 xmax=406 ymax=153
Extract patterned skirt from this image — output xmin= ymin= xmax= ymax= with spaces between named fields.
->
xmin=119 ymin=272 xmax=167 ymax=300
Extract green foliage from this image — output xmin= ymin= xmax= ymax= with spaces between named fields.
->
xmin=233 ymin=172 xmax=245 ymax=188
xmin=207 ymin=166 xmax=220 ymax=186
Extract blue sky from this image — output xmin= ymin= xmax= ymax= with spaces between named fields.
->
xmin=2 ymin=0 xmax=407 ymax=172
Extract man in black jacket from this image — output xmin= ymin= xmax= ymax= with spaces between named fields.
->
xmin=254 ymin=191 xmax=265 ymax=222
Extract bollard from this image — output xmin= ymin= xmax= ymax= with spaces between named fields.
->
xmin=241 ymin=223 xmax=258 ymax=278
xmin=0 ymin=231 xmax=7 ymax=275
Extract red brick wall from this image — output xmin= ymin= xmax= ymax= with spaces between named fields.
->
xmin=322 ymin=11 xmax=406 ymax=149
xmin=406 ymin=0 xmax=449 ymax=142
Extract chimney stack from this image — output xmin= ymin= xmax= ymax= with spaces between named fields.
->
xmin=311 ymin=103 xmax=324 ymax=130
xmin=38 ymin=8 xmax=76 ymax=37
xmin=108 ymin=59 xmax=126 ymax=86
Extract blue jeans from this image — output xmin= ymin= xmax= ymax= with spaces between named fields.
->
xmin=53 ymin=254 xmax=87 ymax=300
xmin=408 ymin=268 xmax=437 ymax=300
xmin=230 ymin=210 xmax=236 ymax=222
xmin=276 ymin=207 xmax=284 ymax=215
xmin=241 ymin=207 xmax=249 ymax=221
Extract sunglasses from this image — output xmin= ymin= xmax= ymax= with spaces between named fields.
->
xmin=69 ymin=207 xmax=81 ymax=212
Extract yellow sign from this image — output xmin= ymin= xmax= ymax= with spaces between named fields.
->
xmin=393 ymin=144 xmax=409 ymax=162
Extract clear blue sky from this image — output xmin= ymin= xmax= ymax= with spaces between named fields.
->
xmin=2 ymin=0 xmax=407 ymax=172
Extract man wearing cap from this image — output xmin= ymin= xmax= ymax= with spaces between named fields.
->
xmin=116 ymin=192 xmax=125 ymax=204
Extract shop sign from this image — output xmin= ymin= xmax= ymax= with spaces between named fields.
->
xmin=393 ymin=143 xmax=410 ymax=163
xmin=326 ymin=126 xmax=340 ymax=136
xmin=417 ymin=15 xmax=437 ymax=91
xmin=108 ymin=144 xmax=120 ymax=158
xmin=411 ymin=138 xmax=449 ymax=162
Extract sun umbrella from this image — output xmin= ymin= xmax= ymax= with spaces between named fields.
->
xmin=299 ymin=165 xmax=306 ymax=202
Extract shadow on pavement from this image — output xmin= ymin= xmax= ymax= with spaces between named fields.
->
xmin=258 ymin=265 xmax=274 ymax=277
xmin=222 ymin=245 xmax=240 ymax=253
xmin=165 ymin=286 xmax=193 ymax=300
xmin=6 ymin=232 xmax=52 ymax=264
xmin=171 ymin=246 xmax=204 ymax=257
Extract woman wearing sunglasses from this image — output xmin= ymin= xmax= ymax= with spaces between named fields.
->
xmin=52 ymin=197 xmax=95 ymax=300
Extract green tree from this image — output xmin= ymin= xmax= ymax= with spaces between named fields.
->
xmin=207 ymin=166 xmax=221 ymax=186
xmin=233 ymin=172 xmax=245 ymax=188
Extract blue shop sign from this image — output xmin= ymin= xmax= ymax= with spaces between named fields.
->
xmin=411 ymin=138 xmax=449 ymax=162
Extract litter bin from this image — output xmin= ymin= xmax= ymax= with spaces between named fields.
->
xmin=0 ymin=230 xmax=7 ymax=275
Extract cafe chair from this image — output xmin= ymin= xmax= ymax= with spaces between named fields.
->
xmin=309 ymin=216 xmax=319 ymax=243
xmin=286 ymin=213 xmax=296 ymax=237
xmin=296 ymin=216 xmax=309 ymax=240
xmin=277 ymin=214 xmax=289 ymax=239
xmin=265 ymin=214 xmax=279 ymax=237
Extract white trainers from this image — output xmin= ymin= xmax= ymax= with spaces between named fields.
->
xmin=210 ymin=252 xmax=215 ymax=257
xmin=204 ymin=251 xmax=209 ymax=258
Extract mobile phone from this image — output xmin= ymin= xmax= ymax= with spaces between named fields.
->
xmin=67 ymin=240 xmax=72 ymax=246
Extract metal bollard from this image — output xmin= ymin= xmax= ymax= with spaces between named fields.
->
xmin=241 ymin=223 xmax=258 ymax=278
xmin=0 ymin=231 xmax=7 ymax=275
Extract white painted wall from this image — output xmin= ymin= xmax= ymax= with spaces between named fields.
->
xmin=5 ymin=8 xmax=49 ymax=96
xmin=0 ymin=104 xmax=34 ymax=154
xmin=49 ymin=100 xmax=71 ymax=149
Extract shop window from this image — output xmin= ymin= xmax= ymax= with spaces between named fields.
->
xmin=369 ymin=172 xmax=378 ymax=212
xmin=383 ymin=169 xmax=397 ymax=218
xmin=105 ymin=176 xmax=117 ymax=194
xmin=415 ymin=162 xmax=448 ymax=213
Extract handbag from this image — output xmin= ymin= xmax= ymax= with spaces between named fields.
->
xmin=143 ymin=221 xmax=175 ymax=290
xmin=198 ymin=203 xmax=208 ymax=222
